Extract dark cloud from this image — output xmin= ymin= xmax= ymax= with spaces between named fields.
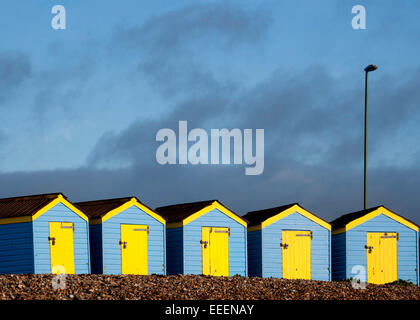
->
xmin=0 ymin=130 xmax=7 ymax=161
xmin=0 ymin=52 xmax=31 ymax=104
xmin=0 ymin=158 xmax=419 ymax=225
xmin=88 ymin=92 xmax=233 ymax=167
xmin=84 ymin=62 xmax=420 ymax=225
xmin=32 ymin=57 xmax=96 ymax=122
xmin=2 ymin=2 xmax=420 ymax=227
xmin=116 ymin=3 xmax=270 ymax=54
xmin=113 ymin=3 xmax=271 ymax=98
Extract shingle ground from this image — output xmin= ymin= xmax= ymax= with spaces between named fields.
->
xmin=0 ymin=274 xmax=419 ymax=300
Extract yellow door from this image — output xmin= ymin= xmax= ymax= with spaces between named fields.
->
xmin=49 ymin=222 xmax=75 ymax=274
xmin=120 ymin=224 xmax=148 ymax=275
xmin=201 ymin=227 xmax=229 ymax=276
xmin=282 ymin=230 xmax=311 ymax=280
xmin=366 ymin=232 xmax=397 ymax=284
xmin=202 ymin=227 xmax=211 ymax=275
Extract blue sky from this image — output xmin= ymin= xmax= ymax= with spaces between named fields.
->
xmin=1 ymin=1 xmax=420 ymax=222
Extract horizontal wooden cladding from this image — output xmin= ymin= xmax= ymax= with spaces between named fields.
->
xmin=332 ymin=214 xmax=419 ymax=285
xmin=99 ymin=205 xmax=165 ymax=275
xmin=167 ymin=208 xmax=247 ymax=277
xmin=248 ymin=211 xmax=331 ymax=281
xmin=0 ymin=222 xmax=34 ymax=274
xmin=166 ymin=227 xmax=183 ymax=275
xmin=32 ymin=203 xmax=90 ymax=274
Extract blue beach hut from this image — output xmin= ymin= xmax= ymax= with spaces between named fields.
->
xmin=0 ymin=193 xmax=90 ymax=274
xmin=155 ymin=200 xmax=248 ymax=277
xmin=77 ymin=197 xmax=166 ymax=275
xmin=244 ymin=203 xmax=331 ymax=280
xmin=331 ymin=206 xmax=419 ymax=285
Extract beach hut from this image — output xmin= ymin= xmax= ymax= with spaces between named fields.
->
xmin=0 ymin=193 xmax=90 ymax=274
xmin=244 ymin=203 xmax=331 ymax=280
xmin=331 ymin=206 xmax=419 ymax=285
xmin=77 ymin=197 xmax=166 ymax=275
xmin=155 ymin=200 xmax=248 ymax=277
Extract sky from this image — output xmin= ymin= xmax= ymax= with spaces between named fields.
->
xmin=1 ymin=0 xmax=420 ymax=223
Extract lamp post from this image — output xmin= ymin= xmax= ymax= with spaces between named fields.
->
xmin=363 ymin=64 xmax=378 ymax=209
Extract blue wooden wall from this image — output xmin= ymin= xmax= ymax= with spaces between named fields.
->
xmin=247 ymin=229 xmax=262 ymax=277
xmin=99 ymin=205 xmax=166 ymax=275
xmin=89 ymin=223 xmax=103 ymax=274
xmin=332 ymin=214 xmax=419 ymax=284
xmin=32 ymin=202 xmax=90 ymax=274
xmin=167 ymin=208 xmax=247 ymax=276
xmin=331 ymin=232 xmax=346 ymax=281
xmin=166 ymin=227 xmax=183 ymax=275
xmin=248 ymin=212 xmax=331 ymax=280
xmin=0 ymin=222 xmax=34 ymax=274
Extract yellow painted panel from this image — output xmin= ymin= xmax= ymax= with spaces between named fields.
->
xmin=0 ymin=216 xmax=32 ymax=225
xmin=202 ymin=227 xmax=211 ymax=275
xmin=201 ymin=227 xmax=229 ymax=276
xmin=366 ymin=232 xmax=397 ymax=284
xmin=120 ymin=224 xmax=148 ymax=275
xmin=49 ymin=222 xmax=75 ymax=274
xmin=212 ymin=227 xmax=229 ymax=276
xmin=282 ymin=230 xmax=311 ymax=280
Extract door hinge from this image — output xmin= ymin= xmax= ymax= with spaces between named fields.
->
xmin=365 ymin=245 xmax=373 ymax=253
xmin=200 ymin=240 xmax=208 ymax=248
xmin=280 ymin=242 xmax=289 ymax=249
xmin=48 ymin=236 xmax=56 ymax=245
xmin=119 ymin=240 xmax=127 ymax=249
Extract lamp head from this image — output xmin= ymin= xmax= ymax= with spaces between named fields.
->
xmin=364 ymin=64 xmax=378 ymax=72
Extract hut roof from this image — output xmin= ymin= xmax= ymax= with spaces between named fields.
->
xmin=244 ymin=203 xmax=331 ymax=230
xmin=244 ymin=203 xmax=297 ymax=226
xmin=330 ymin=206 xmax=419 ymax=231
xmin=155 ymin=200 xmax=247 ymax=224
xmin=0 ymin=193 xmax=64 ymax=219
xmin=76 ymin=197 xmax=155 ymax=219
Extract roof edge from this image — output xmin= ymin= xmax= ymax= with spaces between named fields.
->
xmin=157 ymin=200 xmax=247 ymax=227
xmin=247 ymin=203 xmax=331 ymax=231
xmin=0 ymin=193 xmax=65 ymax=202
xmin=79 ymin=196 xmax=166 ymax=225
xmin=332 ymin=205 xmax=419 ymax=234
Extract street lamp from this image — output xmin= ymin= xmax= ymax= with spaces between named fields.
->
xmin=363 ymin=64 xmax=378 ymax=209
